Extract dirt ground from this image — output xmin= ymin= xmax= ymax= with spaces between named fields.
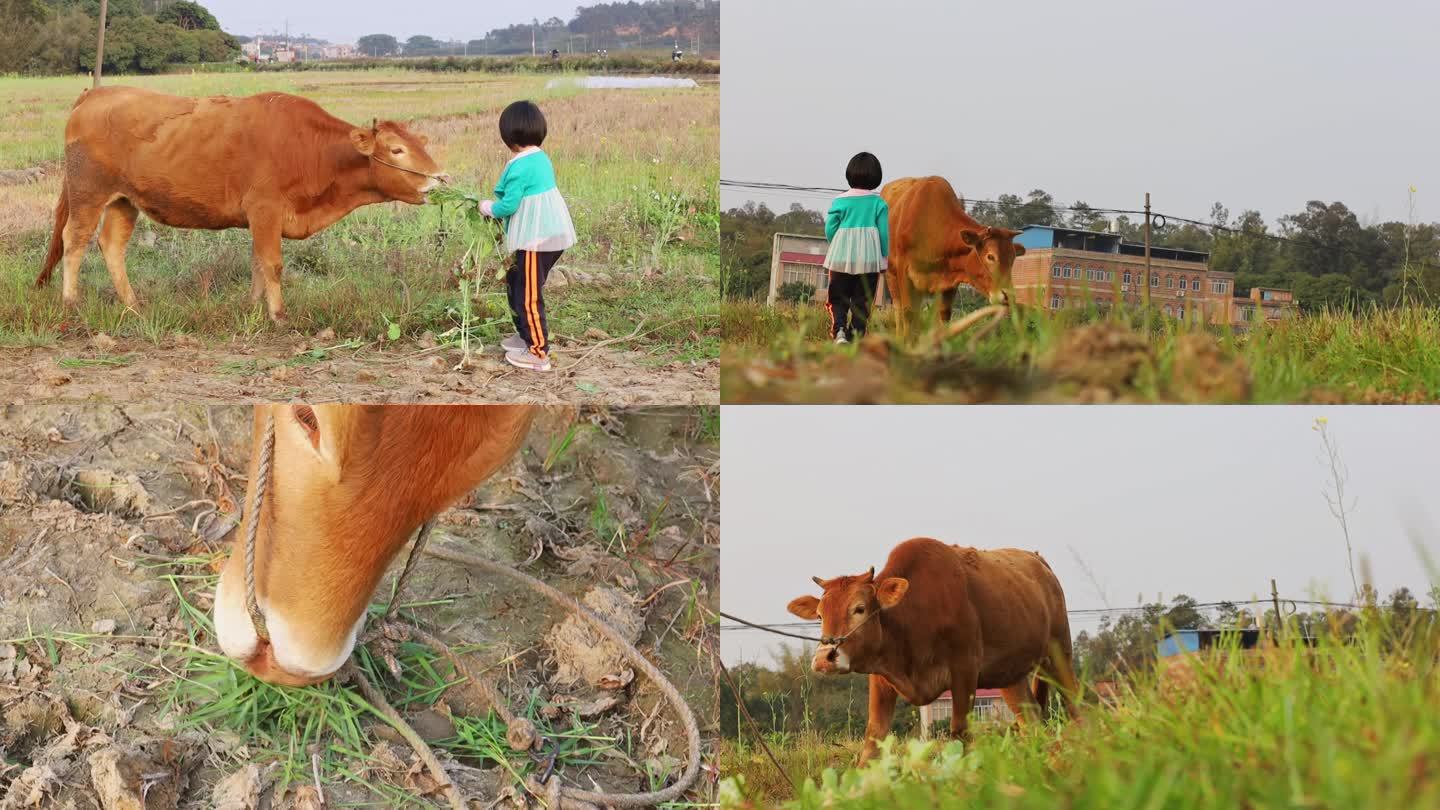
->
xmin=1 ymin=337 xmax=719 ymax=406
xmin=0 ymin=403 xmax=719 ymax=808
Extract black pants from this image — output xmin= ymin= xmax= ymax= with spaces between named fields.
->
xmin=507 ymin=249 xmax=563 ymax=357
xmin=826 ymin=272 xmax=878 ymax=337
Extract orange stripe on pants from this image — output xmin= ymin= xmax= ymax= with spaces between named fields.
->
xmin=526 ymin=251 xmax=546 ymax=357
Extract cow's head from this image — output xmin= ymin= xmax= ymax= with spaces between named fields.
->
xmin=214 ymin=404 xmax=532 ymax=687
xmin=960 ymin=226 xmax=1026 ymax=304
xmin=787 ymin=567 xmax=909 ymax=675
xmin=350 ymin=120 xmax=448 ymax=204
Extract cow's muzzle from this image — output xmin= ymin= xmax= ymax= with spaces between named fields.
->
xmin=812 ymin=644 xmax=850 ymax=674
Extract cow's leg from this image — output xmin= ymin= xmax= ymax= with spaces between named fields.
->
xmin=948 ymin=661 xmax=980 ymax=743
xmin=1041 ymin=642 xmax=1083 ymax=722
xmin=60 ymin=197 xmax=105 ymax=308
xmin=891 ymin=271 xmax=912 ymax=342
xmin=858 ymin=674 xmax=898 ymax=766
xmin=97 ymin=198 xmax=140 ymax=309
xmin=999 ymin=679 xmax=1040 ymax=728
xmin=248 ymin=214 xmax=287 ymax=322
xmin=938 ymin=287 xmax=958 ymax=325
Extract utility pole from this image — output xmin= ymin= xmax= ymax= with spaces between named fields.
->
xmin=1270 ymin=579 xmax=1283 ymax=643
xmin=1143 ymin=192 xmax=1152 ymax=311
xmin=92 ymin=0 xmax=108 ymax=87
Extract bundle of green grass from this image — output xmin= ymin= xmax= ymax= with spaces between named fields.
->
xmin=428 ymin=185 xmax=507 ymax=280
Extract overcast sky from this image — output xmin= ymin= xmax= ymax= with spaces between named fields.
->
xmin=720 ymin=406 xmax=1440 ymax=666
xmin=721 ymin=0 xmax=1440 ymax=227
xmin=206 ymin=1 xmax=581 ymax=46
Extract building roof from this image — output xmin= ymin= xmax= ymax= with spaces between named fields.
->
xmin=778 ymin=251 xmax=825 ymax=266
xmin=1019 ymin=224 xmax=1210 ymax=264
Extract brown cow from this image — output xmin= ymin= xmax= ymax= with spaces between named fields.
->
xmin=214 ymin=404 xmax=533 ymax=686
xmin=787 ymin=537 xmax=1078 ymax=764
xmin=882 ymin=176 xmax=1025 ymax=340
xmin=35 ymin=86 xmax=448 ymax=321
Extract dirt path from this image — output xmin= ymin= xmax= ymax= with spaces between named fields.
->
xmin=0 ymin=404 xmax=719 ymax=807
xmin=2 ymin=336 xmax=718 ymax=405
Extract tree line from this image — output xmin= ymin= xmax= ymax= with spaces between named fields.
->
xmin=0 ymin=0 xmax=238 ymax=74
xmin=355 ymin=0 xmax=720 ymax=59
xmin=721 ymin=192 xmax=1440 ymax=312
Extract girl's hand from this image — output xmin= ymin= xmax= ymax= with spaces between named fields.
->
xmin=480 ymin=200 xmax=496 ymax=218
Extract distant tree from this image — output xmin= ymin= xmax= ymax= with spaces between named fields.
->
xmin=155 ymin=0 xmax=219 ymax=31
xmin=777 ymin=281 xmax=815 ymax=304
xmin=404 ymin=34 xmax=440 ymax=54
xmin=357 ymin=33 xmax=398 ymax=56
xmin=1069 ymin=200 xmax=1106 ymax=231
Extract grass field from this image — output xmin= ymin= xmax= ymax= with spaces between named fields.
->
xmin=719 ymin=621 xmax=1440 ymax=809
xmin=0 ymin=70 xmax=718 ymax=401
xmin=721 ymin=298 xmax=1440 ymax=403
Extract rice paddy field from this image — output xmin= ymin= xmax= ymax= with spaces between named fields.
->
xmin=719 ymin=620 xmax=1440 ymax=809
xmin=721 ymin=299 xmax=1440 ymax=404
xmin=0 ymin=69 xmax=719 ymax=404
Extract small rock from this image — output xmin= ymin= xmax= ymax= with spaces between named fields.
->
xmin=354 ymin=369 xmax=378 ymax=383
xmin=548 ymin=269 xmax=570 ymax=287
xmin=45 ymin=373 xmax=73 ymax=387
xmin=211 ymin=764 xmax=264 ymax=810
xmin=426 ymin=356 xmax=449 ymax=372
xmin=314 ymin=327 xmax=336 ymax=342
xmin=170 ymin=333 xmax=201 ymax=349
xmin=582 ymin=327 xmax=612 ymax=341
xmin=417 ymin=331 xmax=439 ymax=349
xmin=90 ymin=333 xmax=118 ymax=351
xmin=268 ymin=365 xmax=294 ymax=382
xmin=91 ymin=619 xmax=117 ymax=635
xmin=407 ymin=708 xmax=457 ymax=743
xmin=90 ymin=744 xmax=179 ymax=810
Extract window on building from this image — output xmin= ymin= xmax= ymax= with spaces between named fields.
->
xmin=1052 ymin=263 xmax=1061 ymax=278
xmin=1166 ymin=275 xmax=1174 ymax=289
xmin=1051 ymin=294 xmax=1062 ymax=309
xmin=1123 ymin=270 xmax=1132 ymax=285
xmin=1192 ymin=277 xmax=1201 ymax=291
xmin=1177 ymin=276 xmax=1186 ymax=290
xmin=1150 ymin=274 xmax=1159 ymax=287
xmin=1164 ymin=305 xmax=1172 ymax=317
xmin=1211 ymin=280 xmax=1228 ymax=294
xmin=1062 ymin=266 xmax=1071 ymax=279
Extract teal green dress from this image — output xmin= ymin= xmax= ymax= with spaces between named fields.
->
xmin=482 ymin=148 xmax=577 ymax=253
xmin=824 ymin=190 xmax=890 ymax=274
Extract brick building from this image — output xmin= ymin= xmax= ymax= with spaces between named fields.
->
xmin=1011 ymin=225 xmax=1296 ymax=327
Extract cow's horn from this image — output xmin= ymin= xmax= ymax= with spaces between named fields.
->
xmin=371 ymin=117 xmax=378 ymax=132
xmin=811 ymin=576 xmax=825 ymax=588
xmin=864 ymin=566 xmax=875 ymax=582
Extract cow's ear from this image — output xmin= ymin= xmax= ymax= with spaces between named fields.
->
xmin=1013 ymin=244 xmax=1027 ymax=257
xmin=876 ymin=577 xmax=910 ymax=608
xmin=291 ymin=403 xmax=321 ymax=450
xmin=960 ymin=230 xmax=983 ymax=247
xmin=787 ymin=595 xmax=821 ymax=620
xmin=350 ymin=128 xmax=376 ymax=156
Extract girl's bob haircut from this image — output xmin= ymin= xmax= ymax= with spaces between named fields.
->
xmin=499 ymin=100 xmax=547 ymax=148
xmin=846 ymin=152 xmax=883 ymax=190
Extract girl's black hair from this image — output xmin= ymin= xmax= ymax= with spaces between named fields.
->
xmin=499 ymin=100 xmax=547 ymax=148
xmin=845 ymin=152 xmax=883 ymax=190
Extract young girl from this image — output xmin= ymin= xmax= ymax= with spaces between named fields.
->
xmin=822 ymin=152 xmax=889 ymax=343
xmin=481 ymin=100 xmax=577 ymax=372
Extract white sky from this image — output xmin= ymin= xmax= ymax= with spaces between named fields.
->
xmin=720 ymin=0 xmax=1440 ymax=227
xmin=720 ymin=406 xmax=1440 ymax=665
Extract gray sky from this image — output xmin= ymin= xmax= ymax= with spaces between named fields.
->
xmin=720 ymin=406 xmax=1440 ymax=665
xmin=720 ymin=0 xmax=1440 ymax=227
xmin=206 ymin=1 xmax=581 ymax=46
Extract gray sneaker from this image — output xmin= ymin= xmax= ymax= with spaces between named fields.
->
xmin=835 ymin=329 xmax=848 ymax=345
xmin=501 ymin=334 xmax=527 ymax=352
xmin=505 ymin=348 xmax=552 ymax=372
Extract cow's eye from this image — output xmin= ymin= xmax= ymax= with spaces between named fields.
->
xmin=391 ymin=147 xmax=404 ymax=156
xmin=854 ymin=606 xmax=864 ymax=615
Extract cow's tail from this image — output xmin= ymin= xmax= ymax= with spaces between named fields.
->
xmin=36 ymin=179 xmax=68 ymax=288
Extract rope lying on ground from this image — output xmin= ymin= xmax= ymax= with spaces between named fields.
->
xmin=336 ymin=540 xmax=704 ymax=809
